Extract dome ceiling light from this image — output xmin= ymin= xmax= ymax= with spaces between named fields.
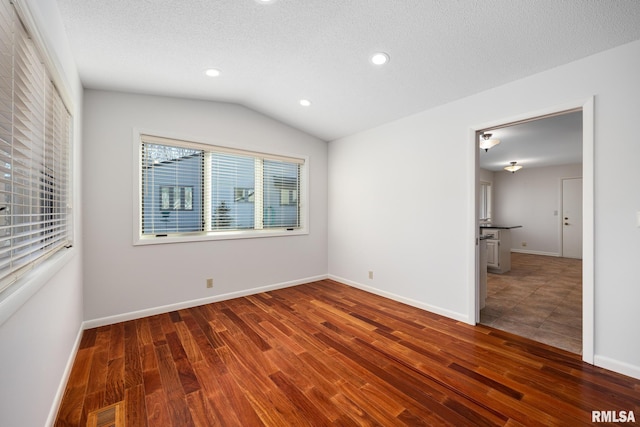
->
xmin=479 ymin=133 xmax=500 ymax=152
xmin=504 ymin=161 xmax=523 ymax=173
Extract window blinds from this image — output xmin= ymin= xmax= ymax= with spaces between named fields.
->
xmin=263 ymin=159 xmax=300 ymax=229
xmin=141 ymin=143 xmax=205 ymax=234
xmin=0 ymin=1 xmax=72 ymax=292
xmin=140 ymin=136 xmax=303 ymax=238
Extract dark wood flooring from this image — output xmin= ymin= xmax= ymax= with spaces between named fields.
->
xmin=55 ymin=279 xmax=640 ymax=426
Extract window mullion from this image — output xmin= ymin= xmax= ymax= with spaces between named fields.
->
xmin=204 ymin=151 xmax=212 ymax=231
xmin=254 ymin=157 xmax=263 ymax=230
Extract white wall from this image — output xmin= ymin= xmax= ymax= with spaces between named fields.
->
xmin=493 ymin=164 xmax=582 ymax=255
xmin=82 ymin=90 xmax=328 ymax=324
xmin=329 ymin=39 xmax=640 ymax=379
xmin=0 ymin=1 xmax=84 ymax=427
xmin=479 ymin=168 xmax=494 ymax=185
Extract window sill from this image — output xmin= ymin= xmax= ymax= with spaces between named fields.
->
xmin=0 ymin=247 xmax=77 ymax=326
xmin=133 ymin=227 xmax=309 ymax=246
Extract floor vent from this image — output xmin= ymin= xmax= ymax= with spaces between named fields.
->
xmin=87 ymin=401 xmax=124 ymax=427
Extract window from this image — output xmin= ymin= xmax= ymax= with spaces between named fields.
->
xmin=0 ymin=1 xmax=72 ymax=293
xmin=479 ymin=181 xmax=492 ymax=221
xmin=159 ymin=186 xmax=194 ymax=211
xmin=234 ymin=187 xmax=254 ymax=203
xmin=137 ymin=134 xmax=307 ymax=243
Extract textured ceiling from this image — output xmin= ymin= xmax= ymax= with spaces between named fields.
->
xmin=56 ymin=0 xmax=640 ymax=141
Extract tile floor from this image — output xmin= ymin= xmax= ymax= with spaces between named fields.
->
xmin=480 ymin=252 xmax=582 ymax=354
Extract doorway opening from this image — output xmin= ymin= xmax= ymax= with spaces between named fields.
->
xmin=473 ymin=99 xmax=594 ymax=363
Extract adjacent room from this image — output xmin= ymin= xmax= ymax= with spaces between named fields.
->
xmin=478 ymin=112 xmax=584 ymax=354
xmin=1 ymin=1 xmax=640 ymax=426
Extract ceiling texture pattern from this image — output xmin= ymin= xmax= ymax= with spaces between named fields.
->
xmin=56 ymin=0 xmax=640 ymax=142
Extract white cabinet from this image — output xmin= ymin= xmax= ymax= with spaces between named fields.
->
xmin=481 ymin=228 xmax=512 ymax=274
xmin=486 ymin=239 xmax=499 ymax=269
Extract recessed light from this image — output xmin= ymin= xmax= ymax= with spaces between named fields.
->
xmin=299 ymin=99 xmax=312 ymax=107
xmin=256 ymin=0 xmax=276 ymax=3
xmin=370 ymin=52 xmax=390 ymax=66
xmin=204 ymin=68 xmax=221 ymax=77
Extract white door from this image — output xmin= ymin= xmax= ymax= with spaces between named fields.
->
xmin=562 ymin=178 xmax=582 ymax=259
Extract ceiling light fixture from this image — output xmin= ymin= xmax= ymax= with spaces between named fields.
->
xmin=479 ymin=133 xmax=500 ymax=152
xmin=299 ymin=99 xmax=312 ymax=107
xmin=370 ymin=52 xmax=390 ymax=66
xmin=204 ymin=68 xmax=221 ymax=77
xmin=504 ymin=161 xmax=523 ymax=173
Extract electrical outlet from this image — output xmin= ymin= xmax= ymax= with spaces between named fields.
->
xmin=522 ymin=241 xmax=527 ymax=247
xmin=368 ymin=271 xmax=374 ymax=280
xmin=206 ymin=278 xmax=213 ymax=288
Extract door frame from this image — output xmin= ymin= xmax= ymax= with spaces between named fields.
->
xmin=469 ymin=97 xmax=594 ymax=364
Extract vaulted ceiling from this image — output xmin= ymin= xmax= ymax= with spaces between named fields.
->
xmin=56 ymin=0 xmax=640 ymax=142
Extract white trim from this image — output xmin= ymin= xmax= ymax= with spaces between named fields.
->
xmin=470 ymin=128 xmax=480 ymax=325
xmin=83 ymin=274 xmax=328 ymax=329
xmin=141 ymin=133 xmax=305 ymax=164
xmin=470 ymin=96 xmax=595 ymax=364
xmin=45 ymin=324 xmax=84 ymax=427
xmin=594 ymin=355 xmax=640 ymax=381
xmin=330 ymin=275 xmax=470 ymax=324
xmin=0 ymin=248 xmax=76 ymax=326
xmin=581 ymin=97 xmax=595 ymax=364
xmin=135 ymin=227 xmax=309 ymax=245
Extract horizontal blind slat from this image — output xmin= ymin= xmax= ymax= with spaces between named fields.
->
xmin=0 ymin=0 xmax=72 ymax=295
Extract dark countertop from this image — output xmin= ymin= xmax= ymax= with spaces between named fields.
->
xmin=479 ymin=224 xmax=522 ymax=229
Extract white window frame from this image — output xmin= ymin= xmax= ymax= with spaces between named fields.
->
xmin=133 ymin=131 xmax=309 ymax=245
xmin=479 ymin=181 xmax=492 ymax=222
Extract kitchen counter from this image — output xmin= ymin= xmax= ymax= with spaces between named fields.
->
xmin=479 ymin=224 xmax=522 ymax=229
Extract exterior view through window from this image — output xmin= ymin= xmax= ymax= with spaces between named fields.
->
xmin=139 ymin=135 xmax=304 ymax=241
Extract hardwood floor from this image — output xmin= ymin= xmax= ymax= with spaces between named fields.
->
xmin=55 ymin=280 xmax=639 ymax=426
xmin=480 ymin=253 xmax=582 ymax=354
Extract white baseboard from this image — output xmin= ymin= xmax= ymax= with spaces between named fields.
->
xmin=594 ymin=355 xmax=640 ymax=381
xmin=328 ymin=275 xmax=470 ymax=324
xmin=511 ymin=249 xmax=561 ymax=257
xmin=45 ymin=323 xmax=84 ymax=427
xmin=83 ymin=274 xmax=329 ymax=329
